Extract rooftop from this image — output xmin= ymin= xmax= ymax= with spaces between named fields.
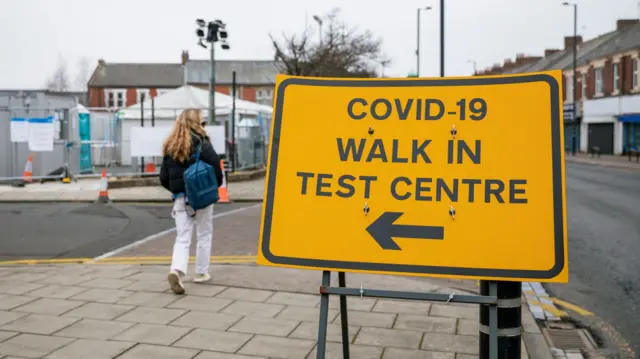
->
xmin=185 ymin=59 xmax=281 ymax=85
xmin=479 ymin=18 xmax=640 ymax=76
xmin=88 ymin=62 xmax=184 ymax=88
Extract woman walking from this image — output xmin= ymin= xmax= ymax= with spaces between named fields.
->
xmin=160 ymin=109 xmax=224 ymax=294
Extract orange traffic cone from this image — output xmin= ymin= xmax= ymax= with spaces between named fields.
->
xmin=145 ymin=162 xmax=157 ymax=173
xmin=23 ymin=154 xmax=33 ymax=183
xmin=96 ymin=169 xmax=110 ymax=203
xmin=218 ymin=160 xmax=230 ymax=203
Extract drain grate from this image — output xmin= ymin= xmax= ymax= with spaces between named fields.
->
xmin=542 ymin=328 xmax=597 ymax=351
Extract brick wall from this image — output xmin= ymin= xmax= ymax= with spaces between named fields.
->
xmin=586 ymin=66 xmax=595 ymax=98
xmin=576 ymin=74 xmax=582 ymax=100
xmin=87 ymin=87 xmax=169 ymax=108
xmin=88 ymin=88 xmax=104 ymax=107
xmin=603 ymin=60 xmax=613 ymax=95
xmin=126 ymin=89 xmax=136 ymax=107
xmin=621 ymin=56 xmax=633 ymax=94
xmin=88 ymin=84 xmax=271 ymax=109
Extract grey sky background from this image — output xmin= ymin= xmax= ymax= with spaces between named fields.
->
xmin=0 ymin=0 xmax=638 ymax=89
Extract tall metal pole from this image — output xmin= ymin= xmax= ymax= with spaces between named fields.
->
xmin=479 ymin=281 xmax=522 ymax=359
xmin=416 ymin=9 xmax=421 ymax=77
xmin=140 ymin=98 xmax=144 ymax=173
xmin=313 ymin=15 xmax=323 ymax=44
xmin=209 ymin=43 xmax=216 ymax=125
xmin=231 ymin=70 xmax=237 ymax=173
xmin=572 ymin=4 xmax=578 ymax=155
xmin=440 ymin=0 xmax=445 ymax=77
xmin=151 ymin=95 xmax=155 ymax=127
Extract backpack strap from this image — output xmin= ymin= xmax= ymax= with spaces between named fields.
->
xmin=191 ymin=133 xmax=203 ymax=161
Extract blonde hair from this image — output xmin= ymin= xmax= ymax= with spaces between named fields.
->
xmin=162 ymin=109 xmax=208 ymax=163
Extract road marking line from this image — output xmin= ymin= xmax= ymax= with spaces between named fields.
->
xmin=527 ymin=300 xmax=568 ymax=317
xmin=0 ymin=256 xmax=257 ymax=266
xmin=524 ymin=281 xmax=569 ymax=321
xmin=551 ymin=297 xmax=594 ymax=316
xmin=91 ymin=204 xmax=262 ymax=262
xmin=541 ymin=304 xmax=568 ymax=317
xmin=0 ymin=258 xmax=91 ymax=265
xmin=97 ymin=255 xmax=256 ymax=262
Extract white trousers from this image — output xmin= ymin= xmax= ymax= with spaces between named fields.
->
xmin=170 ymin=197 xmax=214 ymax=275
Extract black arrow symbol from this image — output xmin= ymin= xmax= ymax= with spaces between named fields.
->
xmin=366 ymin=212 xmax=445 ymax=250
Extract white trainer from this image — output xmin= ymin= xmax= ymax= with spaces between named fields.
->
xmin=167 ymin=270 xmax=185 ymax=295
xmin=193 ymin=273 xmax=211 ymax=283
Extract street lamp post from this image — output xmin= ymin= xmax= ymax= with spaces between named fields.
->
xmin=415 ymin=6 xmax=432 ymax=77
xmin=196 ymin=19 xmax=230 ymax=125
xmin=440 ymin=0 xmax=445 ymax=77
xmin=313 ymin=15 xmax=323 ymax=44
xmin=468 ymin=59 xmax=477 ymax=75
xmin=563 ymin=2 xmax=578 ymax=155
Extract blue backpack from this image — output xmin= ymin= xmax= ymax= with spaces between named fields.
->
xmin=183 ymin=140 xmax=220 ymax=210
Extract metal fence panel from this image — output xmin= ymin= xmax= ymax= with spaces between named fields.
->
xmin=0 ymin=108 xmax=70 ymax=180
xmin=1 ymin=102 xmax=270 ymax=182
xmin=235 ymin=121 xmax=267 ymax=171
xmin=86 ymin=108 xmax=123 ymax=168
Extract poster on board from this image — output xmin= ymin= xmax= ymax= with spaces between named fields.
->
xmin=130 ymin=125 xmax=226 ymax=157
xmin=10 ymin=118 xmax=29 ymax=143
xmin=28 ymin=117 xmax=55 ymax=151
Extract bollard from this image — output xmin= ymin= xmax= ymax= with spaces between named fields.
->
xmin=479 ymin=281 xmax=521 ymax=359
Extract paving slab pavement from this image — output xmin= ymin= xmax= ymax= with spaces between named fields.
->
xmin=0 ymin=263 xmax=548 ymax=359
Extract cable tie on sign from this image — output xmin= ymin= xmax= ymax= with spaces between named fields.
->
xmin=446 ymin=292 xmax=455 ymax=304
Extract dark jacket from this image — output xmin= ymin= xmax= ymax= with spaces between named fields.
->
xmin=160 ymin=133 xmax=224 ymax=195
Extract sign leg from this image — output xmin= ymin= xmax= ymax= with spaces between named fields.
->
xmin=316 ymin=271 xmax=331 ymax=359
xmin=479 ymin=281 xmax=522 ymax=359
xmin=338 ymin=272 xmax=350 ymax=359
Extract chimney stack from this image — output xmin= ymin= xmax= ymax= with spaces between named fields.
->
xmin=564 ymin=36 xmax=583 ymax=50
xmin=616 ymin=19 xmax=639 ymax=30
xmin=181 ymin=50 xmax=189 ymax=65
xmin=98 ymin=58 xmax=106 ymax=67
xmin=545 ymin=49 xmax=561 ymax=57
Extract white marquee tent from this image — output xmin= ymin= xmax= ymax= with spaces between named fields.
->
xmin=118 ymin=85 xmax=272 ymax=121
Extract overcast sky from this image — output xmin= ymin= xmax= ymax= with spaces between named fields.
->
xmin=0 ymin=0 xmax=637 ymax=89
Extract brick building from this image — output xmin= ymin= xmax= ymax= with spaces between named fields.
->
xmin=86 ymin=51 xmax=280 ymax=110
xmin=86 ymin=60 xmax=183 ymax=109
xmin=476 ymin=19 xmax=640 ymax=155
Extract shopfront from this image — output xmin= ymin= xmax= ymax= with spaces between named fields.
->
xmin=563 ymin=103 xmax=581 ymax=153
xmin=619 ymin=113 xmax=640 ymax=153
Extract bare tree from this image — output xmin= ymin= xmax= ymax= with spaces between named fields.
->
xmin=74 ymin=57 xmax=91 ymax=92
xmin=271 ymin=8 xmax=390 ymax=78
xmin=45 ymin=56 xmax=71 ymax=92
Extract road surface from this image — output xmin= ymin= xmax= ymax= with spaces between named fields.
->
xmin=0 ymin=202 xmax=252 ymax=260
xmin=548 ymin=162 xmax=640 ymax=354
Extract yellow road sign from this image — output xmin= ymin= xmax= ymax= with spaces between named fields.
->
xmin=257 ymin=71 xmax=568 ymax=283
